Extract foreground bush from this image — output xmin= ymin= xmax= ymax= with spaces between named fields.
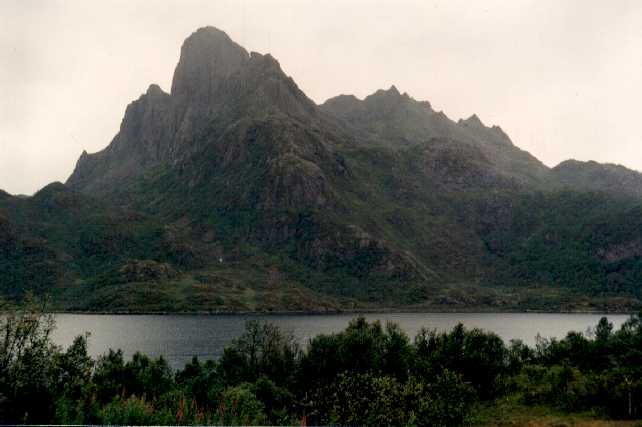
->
xmin=0 ymin=299 xmax=640 ymax=425
xmin=307 ymin=371 xmax=474 ymax=427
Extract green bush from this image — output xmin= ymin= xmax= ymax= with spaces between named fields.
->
xmin=99 ymin=395 xmax=165 ymax=425
xmin=217 ymin=384 xmax=266 ymax=426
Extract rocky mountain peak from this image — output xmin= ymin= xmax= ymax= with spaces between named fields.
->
xmin=170 ymin=26 xmax=249 ymax=102
xmin=68 ymin=26 xmax=321 ymax=194
xmin=319 ymin=94 xmax=362 ymax=116
xmin=243 ymin=51 xmax=299 ymax=88
xmin=145 ymin=84 xmax=166 ymax=97
xmin=459 ymin=114 xmax=484 ymax=128
xmin=249 ymin=51 xmax=279 ymax=69
xmin=367 ymin=85 xmax=403 ymax=101
xmin=457 ymin=114 xmax=514 ymax=146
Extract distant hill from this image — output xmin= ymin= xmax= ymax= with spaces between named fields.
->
xmin=1 ymin=27 xmax=640 ymax=312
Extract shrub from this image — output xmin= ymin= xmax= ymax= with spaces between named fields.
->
xmin=217 ymin=384 xmax=266 ymax=426
xmin=98 ymin=395 xmax=162 ymax=425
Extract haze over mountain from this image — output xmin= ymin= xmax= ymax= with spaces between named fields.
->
xmin=1 ymin=27 xmax=641 ymax=312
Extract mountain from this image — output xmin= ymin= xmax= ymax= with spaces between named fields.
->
xmin=552 ymin=159 xmax=642 ymax=199
xmin=1 ymin=26 xmax=641 ymax=312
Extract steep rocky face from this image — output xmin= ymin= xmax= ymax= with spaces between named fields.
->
xmin=222 ymin=52 xmax=318 ymax=119
xmin=171 ymin=27 xmax=250 ymax=106
xmin=170 ymin=27 xmax=249 ymax=144
xmin=169 ymin=27 xmax=318 ymax=144
xmin=552 ymin=159 xmax=642 ymax=198
xmin=67 ymin=84 xmax=175 ymax=193
xmin=182 ymin=115 xmax=345 ymax=211
xmin=68 ymin=26 xmax=320 ymax=197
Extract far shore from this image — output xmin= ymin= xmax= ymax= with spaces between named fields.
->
xmin=38 ymin=307 xmax=639 ymax=316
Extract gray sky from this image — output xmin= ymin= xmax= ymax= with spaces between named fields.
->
xmin=2 ymin=0 xmax=642 ymax=195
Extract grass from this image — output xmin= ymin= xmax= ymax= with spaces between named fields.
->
xmin=476 ymin=395 xmax=642 ymax=427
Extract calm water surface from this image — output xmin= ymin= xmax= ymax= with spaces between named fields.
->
xmin=51 ymin=313 xmax=631 ymax=369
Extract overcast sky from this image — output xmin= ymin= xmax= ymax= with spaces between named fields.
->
xmin=1 ymin=0 xmax=642 ymax=195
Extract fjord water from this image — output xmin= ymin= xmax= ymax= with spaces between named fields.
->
xmin=51 ymin=313 xmax=630 ymax=369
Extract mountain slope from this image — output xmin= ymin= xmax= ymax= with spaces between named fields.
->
xmin=1 ymin=26 xmax=641 ymax=311
xmin=320 ymin=87 xmax=551 ymax=188
xmin=552 ymin=159 xmax=642 ymax=199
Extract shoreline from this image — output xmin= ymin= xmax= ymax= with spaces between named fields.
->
xmin=40 ymin=307 xmax=639 ymax=316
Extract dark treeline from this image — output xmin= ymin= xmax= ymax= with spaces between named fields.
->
xmin=0 ymin=301 xmax=641 ymax=426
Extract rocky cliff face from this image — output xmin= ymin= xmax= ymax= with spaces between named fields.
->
xmin=171 ymin=27 xmax=249 ymax=108
xmin=67 ymin=85 xmax=175 ymax=193
xmin=68 ymin=26 xmax=320 ymax=196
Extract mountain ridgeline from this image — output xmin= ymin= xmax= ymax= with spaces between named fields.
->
xmin=2 ymin=27 xmax=641 ymax=311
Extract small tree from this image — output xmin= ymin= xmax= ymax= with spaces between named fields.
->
xmin=219 ymin=320 xmax=300 ymax=387
xmin=0 ymin=296 xmax=57 ymax=423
